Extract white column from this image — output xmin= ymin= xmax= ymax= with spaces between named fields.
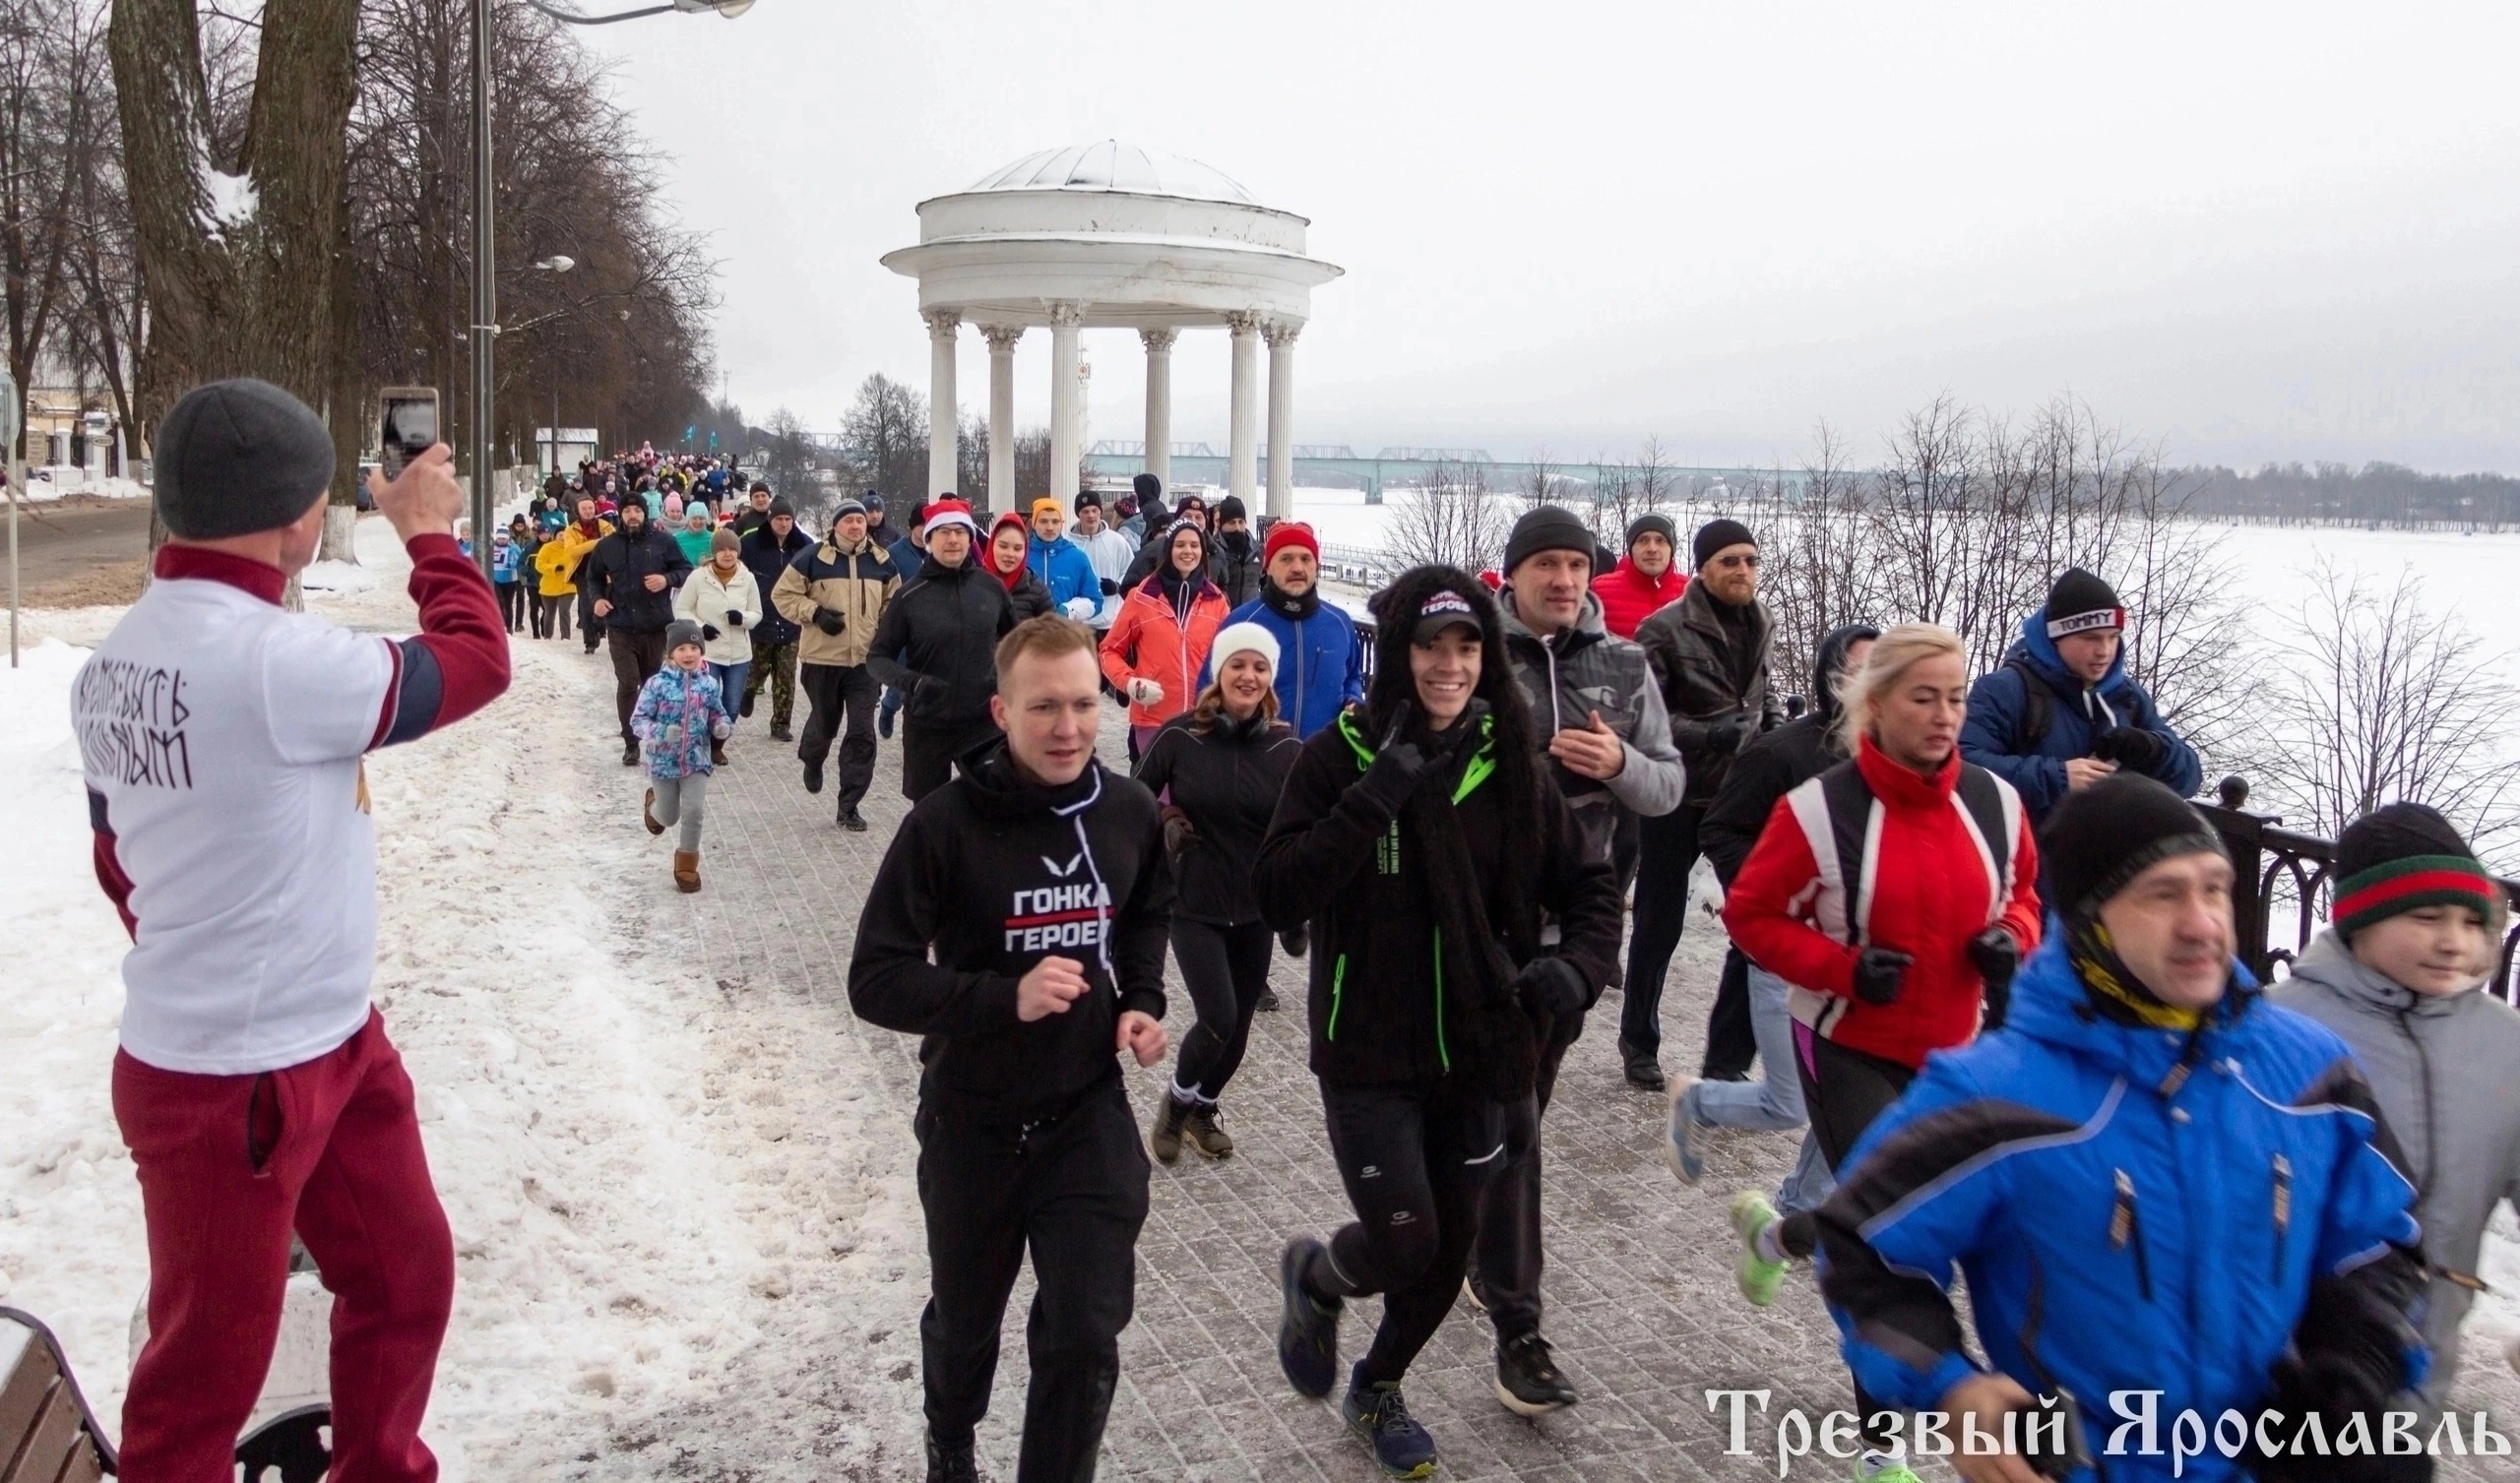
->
xmin=924 ymin=308 xmax=960 ymax=499
xmin=1226 ymin=310 xmax=1262 ymax=514
xmin=982 ymin=325 xmax=1021 ymax=514
xmin=1048 ymin=301 xmax=1084 ymax=509
xmin=1139 ymin=326 xmax=1176 ymax=493
xmin=1263 ymin=320 xmax=1300 ymax=523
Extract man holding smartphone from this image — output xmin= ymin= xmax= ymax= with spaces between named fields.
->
xmin=74 ymin=378 xmax=510 ymax=1481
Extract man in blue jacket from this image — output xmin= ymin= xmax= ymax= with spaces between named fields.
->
xmin=1960 ymin=569 xmax=2201 ymax=823
xmin=1200 ymin=520 xmax=1361 ymax=739
xmin=1815 ymin=775 xmax=2428 ymax=1483
xmin=1025 ymin=497 xmax=1103 ymax=623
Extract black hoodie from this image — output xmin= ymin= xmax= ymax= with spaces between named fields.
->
xmin=864 ymin=556 xmax=1015 ymax=727
xmin=849 ymin=744 xmax=1173 ymax=1121
xmin=1699 ymin=622 xmax=1880 ymax=886
xmin=584 ymin=518 xmax=693 ymax=632
xmin=1133 ymin=709 xmax=1302 ymax=924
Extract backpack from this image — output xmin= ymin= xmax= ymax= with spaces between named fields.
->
xmin=1788 ymin=758 xmax=2019 ymax=949
xmin=2003 ymin=656 xmax=2051 ymax=750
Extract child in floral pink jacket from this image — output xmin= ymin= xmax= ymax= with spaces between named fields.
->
xmin=632 ymin=619 xmax=733 ymax=891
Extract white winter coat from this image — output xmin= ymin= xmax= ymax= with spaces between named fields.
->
xmin=674 ymin=560 xmax=764 ymax=666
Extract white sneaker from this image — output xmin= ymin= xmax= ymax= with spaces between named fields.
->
xmin=1663 ymin=1079 xmax=1710 ymax=1185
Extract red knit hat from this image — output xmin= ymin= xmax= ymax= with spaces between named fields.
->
xmin=1263 ymin=520 xmax=1319 ymax=566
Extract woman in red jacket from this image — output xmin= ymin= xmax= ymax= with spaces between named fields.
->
xmin=1101 ymin=520 xmax=1229 ymax=755
xmin=1716 ymin=622 xmax=2040 ymax=1307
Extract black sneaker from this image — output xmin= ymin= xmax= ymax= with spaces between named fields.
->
xmin=1277 ymin=1239 xmax=1342 ymax=1398
xmin=1256 ymin=988 xmax=1282 ymax=1013
xmin=739 ymin=691 xmax=756 ymax=718
xmin=1343 ymin=1377 xmax=1439 ymax=1479
xmin=1493 ymin=1330 xmax=1577 ymax=1416
xmin=1619 ymin=1043 xmax=1667 ymax=1091
xmin=839 ymin=808 xmax=868 ymax=833
xmin=878 ymin=707 xmax=896 ymax=741
xmin=923 ymin=1434 xmax=978 ymax=1483
xmin=802 ymin=758 xmax=825 ymax=793
xmin=621 ymin=739 xmax=640 ymax=767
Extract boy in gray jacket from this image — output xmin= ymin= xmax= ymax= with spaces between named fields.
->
xmin=2271 ymin=802 xmax=2520 ymax=1408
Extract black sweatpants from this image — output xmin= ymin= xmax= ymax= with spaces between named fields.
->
xmin=606 ymin=627 xmax=668 ymax=741
xmin=496 ymin=581 xmax=526 ymax=632
xmin=903 ymin=718 xmax=999 ymax=802
xmin=915 ymin=1081 xmax=1150 ymax=1478
xmin=1620 ymin=803 xmax=1704 ymax=1059
xmin=1304 ymin=1080 xmax=1506 ymax=1386
xmin=1704 ymin=947 xmax=1758 ymax=1080
xmin=1472 ymin=1010 xmax=1582 ymax=1343
xmin=798 ymin=661 xmax=880 ymax=811
xmin=578 ymin=587 xmax=602 ymax=650
xmin=1166 ymin=919 xmax=1274 ymax=1103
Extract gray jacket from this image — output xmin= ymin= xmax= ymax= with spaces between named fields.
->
xmin=1500 ymin=589 xmax=1687 ymax=865
xmin=1634 ymin=579 xmax=1781 ymax=806
xmin=2271 ymin=929 xmax=2520 ymax=1404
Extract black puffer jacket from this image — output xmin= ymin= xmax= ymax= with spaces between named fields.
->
xmin=1209 ymin=528 xmax=1264 ymax=608
xmin=584 ymin=521 xmax=693 ymax=632
xmin=1635 ymin=579 xmax=1782 ymax=803
xmin=1700 ymin=622 xmax=1878 ymax=886
xmin=1134 ymin=709 xmax=1302 ymax=925
xmin=849 ymin=744 xmax=1173 ymax=1122
xmin=865 ymin=557 xmax=1014 ymax=728
xmin=738 ymin=524 xmax=812 ymax=645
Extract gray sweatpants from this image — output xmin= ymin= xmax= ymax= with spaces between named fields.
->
xmin=650 ymin=772 xmax=709 ymax=852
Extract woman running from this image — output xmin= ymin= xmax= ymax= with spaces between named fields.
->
xmin=1134 ymin=622 xmax=1303 ymax=1162
xmin=985 ymin=510 xmax=1054 ymax=619
xmin=1100 ymin=519 xmax=1228 ymax=757
xmin=1257 ymin=567 xmax=1621 ymax=1480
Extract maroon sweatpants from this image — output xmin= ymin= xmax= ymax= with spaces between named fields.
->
xmin=112 ymin=1010 xmax=454 ymax=1483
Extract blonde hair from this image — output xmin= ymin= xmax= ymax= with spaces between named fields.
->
xmin=1836 ymin=622 xmax=1968 ymax=755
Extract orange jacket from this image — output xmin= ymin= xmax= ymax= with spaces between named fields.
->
xmin=1099 ymin=574 xmax=1229 ymax=727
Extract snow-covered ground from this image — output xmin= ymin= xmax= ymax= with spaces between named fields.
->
xmin=9 ymin=470 xmax=150 ymax=504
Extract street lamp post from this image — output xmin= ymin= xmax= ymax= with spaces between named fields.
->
xmin=472 ymin=0 xmax=753 ymax=576
xmin=531 ymin=255 xmax=574 ymax=479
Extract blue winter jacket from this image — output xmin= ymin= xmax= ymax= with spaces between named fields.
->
xmin=1815 ymin=937 xmax=2426 ymax=1482
xmin=631 ymin=663 xmax=732 ymax=780
xmin=1202 ymin=594 xmax=1363 ymax=739
xmin=1959 ymin=613 xmax=2202 ymax=821
xmin=1026 ymin=534 xmax=1103 ymax=620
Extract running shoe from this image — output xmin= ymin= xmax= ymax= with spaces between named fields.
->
xmin=1664 ymin=1079 xmax=1710 ymax=1185
xmin=1277 ymin=1239 xmax=1342 ymax=1397
xmin=1853 ymin=1447 xmax=1921 ymax=1482
xmin=1731 ymin=1191 xmax=1789 ymax=1307
xmin=1343 ymin=1378 xmax=1439 ymax=1479
xmin=1493 ymin=1330 xmax=1577 ymax=1416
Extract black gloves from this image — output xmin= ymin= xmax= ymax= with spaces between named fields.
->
xmin=1101 ymin=578 xmax=1119 ymax=594
xmin=1705 ymin=713 xmax=1753 ymax=757
xmin=1852 ymin=947 xmax=1914 ymax=1007
xmin=724 ymin=607 xmax=745 ymax=628
xmin=2252 ymin=1266 xmax=2429 ymax=1481
xmin=701 ymin=624 xmax=722 ymax=643
xmin=1278 ymin=924 xmax=1309 ymax=958
xmin=1969 ymin=928 xmax=2020 ymax=995
xmin=813 ymin=606 xmax=845 ymax=636
xmin=1515 ymin=956 xmax=1591 ymax=1021
xmin=1162 ymin=811 xmax=1197 ymax=857
xmin=2091 ymin=726 xmax=2168 ymax=772
xmin=1350 ymin=703 xmax=1430 ymax=819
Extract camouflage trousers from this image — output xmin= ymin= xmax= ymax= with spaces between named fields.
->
xmin=745 ymin=639 xmax=799 ymax=729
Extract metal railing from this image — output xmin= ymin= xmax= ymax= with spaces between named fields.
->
xmin=2199 ymin=776 xmax=2520 ymax=1005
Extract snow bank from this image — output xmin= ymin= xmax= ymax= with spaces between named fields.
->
xmin=296 ymin=560 xmax=381 ymax=597
xmin=9 ymin=471 xmax=149 ymax=504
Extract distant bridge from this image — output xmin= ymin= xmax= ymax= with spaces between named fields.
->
xmin=1081 ymin=441 xmax=1813 ymax=503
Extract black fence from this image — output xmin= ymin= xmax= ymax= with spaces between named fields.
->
xmin=2199 ymin=777 xmax=2520 ymax=1006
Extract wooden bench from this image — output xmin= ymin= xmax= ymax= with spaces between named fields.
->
xmin=0 ymin=1309 xmax=112 ymax=1483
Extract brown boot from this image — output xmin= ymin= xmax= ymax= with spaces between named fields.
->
xmin=643 ymin=787 xmax=664 ymax=836
xmin=672 ymin=849 xmax=701 ymax=893
xmin=1148 ymin=1094 xmax=1189 ymax=1165
xmin=710 ymin=739 xmax=728 ymax=768
xmin=1181 ymin=1103 xmax=1235 ymax=1160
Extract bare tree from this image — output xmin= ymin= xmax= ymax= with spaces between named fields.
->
xmin=840 ymin=372 xmax=926 ymax=502
xmin=761 ymin=405 xmax=814 ymax=507
xmin=1012 ymin=424 xmax=1051 ymax=507
xmin=1381 ymin=458 xmax=1509 ymax=574
xmin=1 ymin=0 xmax=105 ymax=460
xmin=2254 ymin=561 xmax=2520 ymax=863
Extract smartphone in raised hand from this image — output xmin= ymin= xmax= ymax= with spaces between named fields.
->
xmin=378 ymin=387 xmax=440 ymax=479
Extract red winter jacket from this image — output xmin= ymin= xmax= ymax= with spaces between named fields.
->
xmin=1722 ymin=737 xmax=2042 ymax=1071
xmin=1591 ymin=557 xmax=1686 ymax=639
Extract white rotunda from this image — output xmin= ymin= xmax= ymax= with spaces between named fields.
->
xmin=881 ymin=141 xmax=1342 ymax=519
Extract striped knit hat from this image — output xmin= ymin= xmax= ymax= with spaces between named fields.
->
xmin=2333 ymin=803 xmax=2501 ymax=940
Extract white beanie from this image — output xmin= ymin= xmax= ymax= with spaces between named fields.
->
xmin=1209 ymin=621 xmax=1281 ymax=675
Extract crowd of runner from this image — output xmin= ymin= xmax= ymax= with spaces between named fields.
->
xmin=71 ymin=381 xmax=2520 ymax=1483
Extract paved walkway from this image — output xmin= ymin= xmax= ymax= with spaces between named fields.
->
xmin=575 ymin=693 xmax=2519 ymax=1482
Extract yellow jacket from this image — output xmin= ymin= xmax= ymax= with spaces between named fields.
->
xmin=535 ymin=523 xmax=605 ymax=596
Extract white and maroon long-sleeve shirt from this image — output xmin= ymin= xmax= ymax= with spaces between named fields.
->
xmin=72 ymin=534 xmax=509 ymax=1075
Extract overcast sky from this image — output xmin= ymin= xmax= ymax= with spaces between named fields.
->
xmin=575 ymin=1 xmax=2520 ymax=472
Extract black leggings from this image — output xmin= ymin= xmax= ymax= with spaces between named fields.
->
xmin=497 ymin=581 xmax=527 ymax=632
xmin=1166 ymin=919 xmax=1274 ymax=1104
xmin=1776 ymin=1029 xmax=1917 ymax=1261
xmin=1302 ymin=1081 xmax=1505 ymax=1387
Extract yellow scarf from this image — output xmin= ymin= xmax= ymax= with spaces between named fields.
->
xmin=2069 ymin=921 xmax=2206 ymax=1031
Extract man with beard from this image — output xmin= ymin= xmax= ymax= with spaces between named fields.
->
xmin=1203 ymin=521 xmax=1361 ymax=740
xmin=586 ymin=494 xmax=693 ymax=765
xmin=1207 ymin=495 xmax=1264 ymax=607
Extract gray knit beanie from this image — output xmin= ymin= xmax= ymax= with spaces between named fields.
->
xmin=154 ymin=379 xmax=337 ymax=539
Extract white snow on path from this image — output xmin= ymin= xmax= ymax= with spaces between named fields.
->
xmin=0 ymin=524 xmax=919 ymax=1477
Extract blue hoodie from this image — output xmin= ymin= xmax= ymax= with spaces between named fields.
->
xmin=1025 ymin=533 xmax=1103 ymax=620
xmin=1816 ymin=936 xmax=2426 ymax=1483
xmin=1202 ymin=592 xmax=1363 ymax=739
xmin=1960 ymin=612 xmax=2201 ymax=821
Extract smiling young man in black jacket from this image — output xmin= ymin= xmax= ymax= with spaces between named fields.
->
xmin=850 ymin=615 xmax=1174 ymax=1483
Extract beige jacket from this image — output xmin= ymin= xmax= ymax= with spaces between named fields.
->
xmin=771 ymin=534 xmax=899 ymax=668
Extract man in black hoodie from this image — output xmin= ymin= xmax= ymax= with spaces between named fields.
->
xmin=865 ymin=499 xmax=1016 ymax=801
xmin=849 ymin=616 xmax=1173 ymax=1483
xmin=586 ymin=497 xmax=693 ymax=764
